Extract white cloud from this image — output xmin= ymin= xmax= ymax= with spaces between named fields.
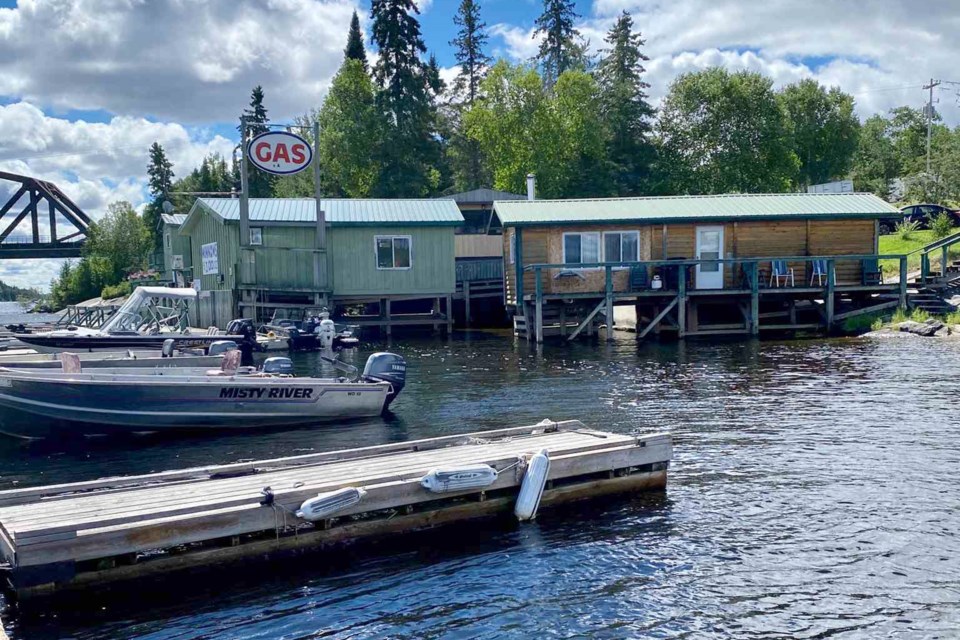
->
xmin=490 ymin=0 xmax=960 ymax=124
xmin=0 ymin=0 xmax=361 ymax=123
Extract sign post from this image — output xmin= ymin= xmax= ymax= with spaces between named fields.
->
xmin=239 ymin=118 xmax=251 ymax=249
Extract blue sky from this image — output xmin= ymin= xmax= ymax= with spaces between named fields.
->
xmin=0 ymin=0 xmax=955 ymax=289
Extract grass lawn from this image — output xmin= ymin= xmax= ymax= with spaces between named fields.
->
xmin=878 ymin=228 xmax=960 ymax=277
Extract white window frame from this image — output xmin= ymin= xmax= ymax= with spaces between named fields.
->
xmin=562 ymin=232 xmax=601 ymax=267
xmin=374 ymin=235 xmax=413 ymax=270
xmin=250 ymin=227 xmax=263 ymax=246
xmin=509 ymin=231 xmax=516 ymax=265
xmin=602 ymin=230 xmax=640 ymax=266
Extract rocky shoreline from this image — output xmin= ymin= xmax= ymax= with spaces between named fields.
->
xmin=865 ymin=318 xmax=960 ymax=339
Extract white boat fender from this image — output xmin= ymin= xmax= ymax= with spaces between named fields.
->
xmin=296 ymin=486 xmax=366 ymax=521
xmin=515 ymin=448 xmax=550 ymax=522
xmin=420 ymin=464 xmax=499 ymax=494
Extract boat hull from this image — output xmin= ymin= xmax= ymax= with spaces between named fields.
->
xmin=0 ymin=352 xmax=222 ymax=369
xmin=0 ymin=372 xmax=391 ymax=438
xmin=13 ymin=333 xmax=241 ymax=354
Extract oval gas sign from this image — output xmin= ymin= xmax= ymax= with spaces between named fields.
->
xmin=247 ymin=131 xmax=313 ymax=175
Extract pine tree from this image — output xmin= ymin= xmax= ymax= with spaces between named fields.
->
xmin=344 ymin=10 xmax=368 ymax=69
xmin=596 ymin=11 xmax=656 ymax=195
xmin=533 ymin=0 xmax=589 ymax=89
xmin=144 ymin=142 xmax=174 ymax=249
xmin=370 ymin=0 xmax=443 ymax=196
xmin=239 ymin=85 xmax=274 ymax=197
xmin=450 ymin=0 xmax=491 ymax=104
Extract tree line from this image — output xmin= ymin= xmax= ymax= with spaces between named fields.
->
xmin=52 ymin=0 xmax=960 ymax=305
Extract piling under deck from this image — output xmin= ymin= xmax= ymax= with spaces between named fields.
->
xmin=0 ymin=420 xmax=671 ymax=600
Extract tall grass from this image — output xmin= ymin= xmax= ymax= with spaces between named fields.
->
xmin=895 ymin=219 xmax=921 ymax=241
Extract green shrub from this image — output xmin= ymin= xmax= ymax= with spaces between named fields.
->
xmin=891 ymin=307 xmax=909 ymax=324
xmin=895 ymin=219 xmax=921 ymax=241
xmin=910 ymin=307 xmax=931 ymax=322
xmin=842 ymin=311 xmax=887 ymax=333
xmin=930 ymin=212 xmax=954 ymax=239
xmin=944 ymin=311 xmax=960 ymax=325
xmin=100 ymin=280 xmax=132 ymax=300
xmin=871 ymin=317 xmax=884 ymax=332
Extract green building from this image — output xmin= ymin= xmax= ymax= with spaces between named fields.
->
xmin=158 ymin=213 xmax=192 ymax=284
xmin=179 ymin=198 xmax=463 ymax=328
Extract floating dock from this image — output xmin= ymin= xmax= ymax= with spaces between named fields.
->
xmin=0 ymin=420 xmax=671 ymax=600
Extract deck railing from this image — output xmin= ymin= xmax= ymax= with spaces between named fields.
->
xmin=918 ymin=230 xmax=960 ymax=281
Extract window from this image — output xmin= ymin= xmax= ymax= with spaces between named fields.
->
xmin=563 ymin=232 xmax=600 ymax=265
xmin=250 ymin=228 xmax=263 ymax=246
xmin=376 ymin=235 xmax=412 ymax=270
xmin=603 ymin=231 xmax=639 ymax=263
xmin=164 ymin=232 xmax=171 ymax=249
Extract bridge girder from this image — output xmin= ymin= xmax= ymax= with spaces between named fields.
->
xmin=0 ymin=171 xmax=91 ymax=259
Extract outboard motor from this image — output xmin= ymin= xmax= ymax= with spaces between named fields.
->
xmin=226 ymin=318 xmax=257 ymax=366
xmin=262 ymin=357 xmax=294 ymax=376
xmin=316 ymin=310 xmax=336 ymax=351
xmin=208 ymin=340 xmax=238 ymax=357
xmin=161 ymin=338 xmax=176 ymax=358
xmin=362 ymin=353 xmax=406 ymax=409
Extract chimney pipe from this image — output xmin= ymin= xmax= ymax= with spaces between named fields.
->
xmin=526 ymin=173 xmax=536 ymax=201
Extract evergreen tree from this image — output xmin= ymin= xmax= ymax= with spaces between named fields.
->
xmin=450 ymin=0 xmax=491 ymax=104
xmin=239 ymin=85 xmax=274 ymax=197
xmin=533 ymin=0 xmax=589 ymax=89
xmin=370 ymin=0 xmax=443 ymax=196
xmin=596 ymin=11 xmax=656 ymax=195
xmin=144 ymin=142 xmax=174 ymax=249
xmin=344 ymin=10 xmax=368 ymax=69
xmin=448 ymin=0 xmax=492 ymax=189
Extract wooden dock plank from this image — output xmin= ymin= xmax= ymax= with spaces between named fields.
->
xmin=1 ymin=431 xmax=620 ymax=536
xmin=0 ymin=420 xmax=584 ymax=508
xmin=13 ymin=439 xmax=670 ymax=568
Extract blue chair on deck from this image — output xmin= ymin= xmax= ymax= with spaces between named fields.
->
xmin=862 ymin=258 xmax=882 ymax=285
xmin=629 ymin=265 xmax=649 ymax=290
xmin=809 ymin=259 xmax=828 ymax=286
xmin=769 ymin=260 xmax=794 ymax=287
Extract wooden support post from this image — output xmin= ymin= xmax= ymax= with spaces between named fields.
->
xmin=514 ymin=228 xmax=524 ymax=310
xmin=604 ymin=266 xmax=614 ymax=342
xmin=942 ymin=246 xmax=949 ymax=277
xmin=639 ymin=297 xmax=679 ymax=339
xmin=464 ymin=280 xmax=471 ymax=327
xmin=535 ymin=267 xmax=543 ymax=344
xmin=899 ymin=256 xmax=908 ymax=309
xmin=677 ymin=266 xmax=686 ymax=338
xmin=921 ymin=253 xmax=929 ymax=283
xmin=788 ymin=299 xmax=797 ymax=325
xmin=825 ymin=259 xmax=835 ymax=330
xmin=559 ymin=305 xmax=566 ymax=337
xmin=446 ymin=294 xmax=453 ymax=335
xmin=384 ymin=298 xmax=392 ymax=338
xmin=750 ymin=262 xmax=759 ymax=335
xmin=567 ymin=299 xmax=607 ymax=341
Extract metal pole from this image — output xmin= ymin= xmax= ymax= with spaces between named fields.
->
xmin=313 ymin=119 xmax=326 ymax=295
xmin=924 ymin=78 xmax=940 ymax=175
xmin=239 ymin=117 xmax=251 ymax=248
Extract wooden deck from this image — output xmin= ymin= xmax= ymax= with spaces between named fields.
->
xmin=516 ymin=254 xmax=909 ymax=342
xmin=0 ymin=420 xmax=671 ymax=599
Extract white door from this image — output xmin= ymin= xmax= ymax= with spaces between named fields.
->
xmin=695 ymin=226 xmax=724 ymax=289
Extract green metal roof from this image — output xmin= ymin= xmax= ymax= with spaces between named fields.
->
xmin=187 ymin=198 xmax=463 ymax=228
xmin=160 ymin=213 xmax=187 ymax=226
xmin=494 ymin=193 xmax=898 ymax=226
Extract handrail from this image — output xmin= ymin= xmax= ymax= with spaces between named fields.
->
xmin=919 ymin=230 xmax=960 ymax=255
xmin=522 ymin=254 xmax=906 ymax=271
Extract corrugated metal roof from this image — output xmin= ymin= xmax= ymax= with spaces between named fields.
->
xmin=160 ymin=213 xmax=187 ymax=226
xmin=194 ymin=198 xmax=463 ymax=226
xmin=437 ymin=188 xmax=526 ymax=204
xmin=494 ymin=193 xmax=899 ymax=226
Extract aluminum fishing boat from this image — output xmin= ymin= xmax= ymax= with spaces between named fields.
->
xmin=13 ymin=286 xmax=239 ymax=353
xmin=0 ymin=352 xmax=406 ymax=438
xmin=0 ymin=342 xmax=228 ymax=370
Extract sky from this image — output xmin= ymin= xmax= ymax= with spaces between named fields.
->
xmin=0 ymin=0 xmax=959 ymax=290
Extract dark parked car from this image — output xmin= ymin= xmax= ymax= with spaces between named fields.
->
xmin=879 ymin=203 xmax=960 ymax=234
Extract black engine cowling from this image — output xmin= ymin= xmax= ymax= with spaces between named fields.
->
xmin=362 ymin=352 xmax=406 ymax=409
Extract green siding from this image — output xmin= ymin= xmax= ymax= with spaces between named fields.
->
xmin=186 ymin=213 xmax=238 ymax=292
xmin=329 ymin=226 xmax=455 ymax=296
xmin=162 ymin=223 xmax=192 ymax=278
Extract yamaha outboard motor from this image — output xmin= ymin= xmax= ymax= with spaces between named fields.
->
xmin=226 ymin=318 xmax=257 ymax=366
xmin=208 ymin=340 xmax=238 ymax=356
xmin=161 ymin=338 xmax=176 ymax=358
xmin=362 ymin=353 xmax=407 ymax=409
xmin=262 ymin=357 xmax=294 ymax=375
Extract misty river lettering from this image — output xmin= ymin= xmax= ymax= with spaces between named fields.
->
xmin=219 ymin=387 xmax=314 ymax=400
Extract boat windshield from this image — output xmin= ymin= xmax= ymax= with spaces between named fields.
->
xmin=100 ymin=287 xmax=196 ymax=335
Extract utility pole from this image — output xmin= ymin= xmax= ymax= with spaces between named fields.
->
xmin=923 ymin=78 xmax=940 ymax=175
xmin=239 ymin=116 xmax=251 ymax=248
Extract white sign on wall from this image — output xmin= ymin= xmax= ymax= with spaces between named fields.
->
xmin=171 ymin=254 xmax=184 ymax=270
xmin=807 ymin=180 xmax=854 ymax=194
xmin=201 ymin=242 xmax=219 ymax=275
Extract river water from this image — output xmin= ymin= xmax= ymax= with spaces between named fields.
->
xmin=1 ymin=303 xmax=958 ymax=638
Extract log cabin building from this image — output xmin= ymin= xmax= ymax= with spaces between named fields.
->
xmin=495 ymin=193 xmax=908 ymax=341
